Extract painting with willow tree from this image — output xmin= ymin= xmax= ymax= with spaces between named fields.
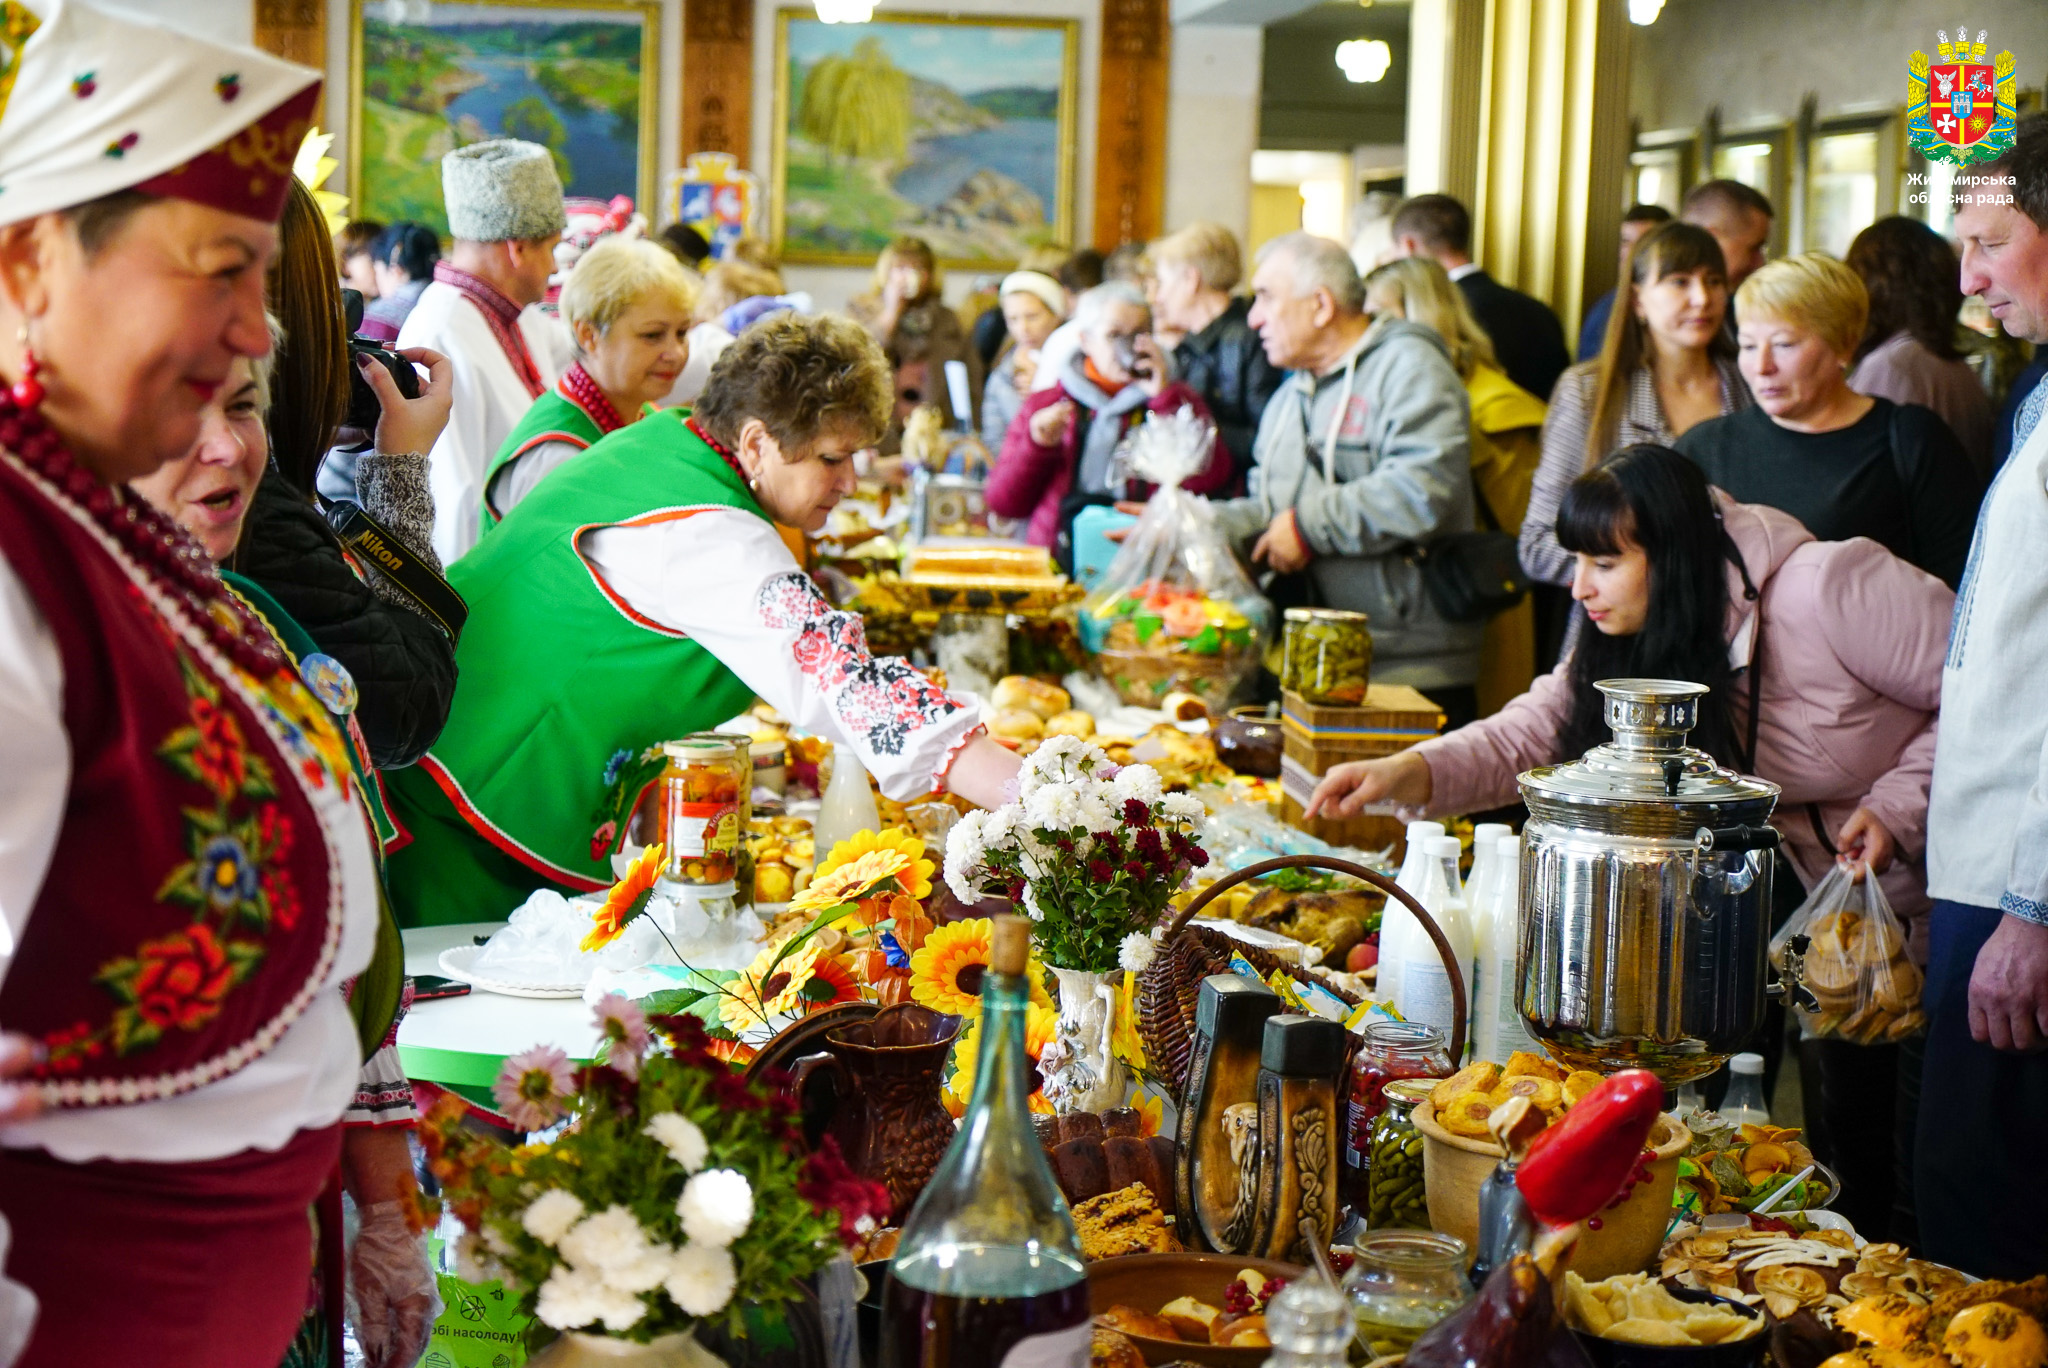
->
xmin=771 ymin=10 xmax=1078 ymax=266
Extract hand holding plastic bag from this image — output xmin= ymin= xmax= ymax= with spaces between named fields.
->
xmin=1080 ymin=407 xmax=1270 ymax=709
xmin=348 ymin=1199 xmax=440 ymax=1368
xmin=1770 ymin=863 xmax=1924 ymax=1045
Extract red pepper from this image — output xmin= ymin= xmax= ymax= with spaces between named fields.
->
xmin=1515 ymin=1069 xmax=1664 ymax=1225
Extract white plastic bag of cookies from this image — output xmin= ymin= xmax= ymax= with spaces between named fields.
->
xmin=1769 ymin=863 xmax=1924 ymax=1046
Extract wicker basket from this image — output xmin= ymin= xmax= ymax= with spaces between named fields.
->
xmin=1138 ymin=855 xmax=1469 ymax=1098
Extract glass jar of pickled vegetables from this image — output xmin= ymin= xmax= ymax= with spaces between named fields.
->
xmin=1281 ymin=607 xmax=1372 ymax=706
xmin=693 ymin=732 xmax=753 ymax=901
xmin=1342 ymin=1021 xmax=1451 ymax=1216
xmin=658 ymin=738 xmax=743 ymax=885
xmin=1366 ymin=1078 xmax=1435 ymax=1229
xmin=1343 ymin=1229 xmax=1470 ymax=1358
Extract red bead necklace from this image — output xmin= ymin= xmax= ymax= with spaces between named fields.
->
xmin=0 ymin=390 xmax=287 ymax=677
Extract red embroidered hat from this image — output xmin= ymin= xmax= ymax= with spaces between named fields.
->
xmin=0 ymin=0 xmax=322 ymax=227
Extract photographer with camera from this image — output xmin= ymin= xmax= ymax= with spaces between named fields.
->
xmin=232 ymin=177 xmax=459 ymax=771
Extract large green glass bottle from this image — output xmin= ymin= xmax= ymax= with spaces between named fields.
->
xmin=878 ymin=915 xmax=1090 ymax=1368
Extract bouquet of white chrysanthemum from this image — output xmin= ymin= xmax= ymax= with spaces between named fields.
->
xmin=943 ymin=735 xmax=1209 ymax=974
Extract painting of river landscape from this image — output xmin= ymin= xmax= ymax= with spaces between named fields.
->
xmin=352 ymin=0 xmax=657 ymax=236
xmin=774 ymin=12 xmax=1076 ymax=265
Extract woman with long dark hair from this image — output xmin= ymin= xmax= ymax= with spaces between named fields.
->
xmin=1306 ymin=444 xmax=1951 ymax=1240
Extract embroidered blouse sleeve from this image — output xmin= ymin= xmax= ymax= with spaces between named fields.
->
xmin=582 ymin=510 xmax=983 ymax=799
xmin=0 ymin=555 xmax=68 ymax=976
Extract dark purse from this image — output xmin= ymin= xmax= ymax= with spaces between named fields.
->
xmin=1411 ymin=485 xmax=1529 ymax=624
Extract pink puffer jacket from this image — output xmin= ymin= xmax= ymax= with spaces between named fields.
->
xmin=1416 ymin=495 xmax=1952 ymax=948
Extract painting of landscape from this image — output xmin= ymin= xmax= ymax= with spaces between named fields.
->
xmin=355 ymin=2 xmax=655 ymax=236
xmin=775 ymin=12 xmax=1075 ymax=265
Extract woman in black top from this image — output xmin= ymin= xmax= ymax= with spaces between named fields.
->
xmin=1676 ymin=253 xmax=1982 ymax=587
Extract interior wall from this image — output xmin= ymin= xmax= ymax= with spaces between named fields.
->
xmin=104 ymin=0 xmax=253 ymax=44
xmin=1165 ymin=23 xmax=1262 ymax=247
xmin=755 ymin=0 xmax=1104 ymax=314
xmin=1630 ymin=0 xmax=2048 ymax=130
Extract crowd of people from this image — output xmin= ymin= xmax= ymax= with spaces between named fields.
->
xmin=0 ymin=4 xmax=2045 ymax=1366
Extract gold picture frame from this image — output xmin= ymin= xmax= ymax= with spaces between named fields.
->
xmin=770 ymin=8 xmax=1080 ymax=267
xmin=348 ymin=0 xmax=661 ymax=237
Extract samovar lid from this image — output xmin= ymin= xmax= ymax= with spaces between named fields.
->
xmin=1517 ymin=678 xmax=1779 ymax=815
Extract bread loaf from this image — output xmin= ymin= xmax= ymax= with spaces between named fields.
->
xmin=992 ymin=675 xmax=1071 ymax=720
xmin=1052 ymin=1138 xmax=1110 ymax=1202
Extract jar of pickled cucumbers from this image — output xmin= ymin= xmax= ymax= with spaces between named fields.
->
xmin=1281 ymin=607 xmax=1372 ymax=706
xmin=657 ymin=738 xmax=743 ymax=885
xmin=1365 ymin=1078 xmax=1436 ymax=1230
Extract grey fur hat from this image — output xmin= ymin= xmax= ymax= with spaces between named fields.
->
xmin=442 ymin=139 xmax=568 ymax=243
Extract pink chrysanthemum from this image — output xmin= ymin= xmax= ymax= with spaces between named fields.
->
xmin=593 ymin=993 xmax=651 ymax=1079
xmin=493 ymin=1045 xmax=576 ymax=1132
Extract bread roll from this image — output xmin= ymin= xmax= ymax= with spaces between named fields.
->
xmin=1213 ymin=1314 xmax=1271 ymax=1347
xmin=991 ymin=675 xmax=1071 ymax=720
xmin=1090 ymin=1328 xmax=1147 ymax=1368
xmin=989 ymin=708 xmax=1045 ymax=742
xmin=1160 ymin=1297 xmax=1222 ymax=1343
xmin=1103 ymin=1135 xmax=1166 ymax=1213
xmin=1097 ymin=1305 xmax=1181 ymax=1342
xmin=1043 ymin=709 xmax=1096 ymax=738
xmin=1051 ymin=1137 xmax=1109 ymax=1201
xmin=1160 ymin=690 xmax=1209 ymax=722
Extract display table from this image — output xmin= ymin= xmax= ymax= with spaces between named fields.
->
xmin=399 ymin=922 xmax=603 ymax=1089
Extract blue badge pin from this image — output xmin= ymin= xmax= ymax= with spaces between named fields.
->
xmin=299 ymin=652 xmax=358 ymax=715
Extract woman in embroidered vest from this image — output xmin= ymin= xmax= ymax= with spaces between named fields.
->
xmin=481 ymin=235 xmax=697 ymax=530
xmin=0 ymin=9 xmax=381 ymax=1367
xmin=385 ymin=314 xmax=1024 ymax=926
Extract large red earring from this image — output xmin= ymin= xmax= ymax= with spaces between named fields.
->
xmin=10 ymin=331 xmax=42 ymax=411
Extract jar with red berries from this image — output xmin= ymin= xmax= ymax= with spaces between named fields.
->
xmin=1341 ymin=1020 xmax=1451 ymax=1217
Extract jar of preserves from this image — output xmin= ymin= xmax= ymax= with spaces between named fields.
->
xmin=694 ymin=732 xmax=754 ymax=902
xmin=658 ymin=738 xmax=743 ymax=885
xmin=1282 ymin=607 xmax=1372 ymax=706
xmin=1343 ymin=1229 xmax=1470 ymax=1358
xmin=1366 ymin=1078 xmax=1434 ymax=1229
xmin=1341 ymin=1020 xmax=1451 ymax=1217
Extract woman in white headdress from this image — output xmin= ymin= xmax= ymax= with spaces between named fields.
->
xmin=0 ymin=5 xmax=383 ymax=1365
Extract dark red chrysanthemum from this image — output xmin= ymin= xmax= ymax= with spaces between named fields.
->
xmin=1122 ymin=798 xmax=1150 ymax=827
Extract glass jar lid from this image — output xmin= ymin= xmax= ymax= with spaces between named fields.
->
xmin=1381 ymin=1077 xmax=1437 ymax=1107
xmin=1518 ymin=678 xmax=1778 ymax=816
xmin=664 ymin=737 xmax=736 ymax=762
xmin=1363 ymin=1019 xmax=1446 ymax=1056
xmin=1284 ymin=606 xmax=1370 ymax=625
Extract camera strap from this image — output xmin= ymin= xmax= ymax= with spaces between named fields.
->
xmin=324 ymin=500 xmax=468 ymax=640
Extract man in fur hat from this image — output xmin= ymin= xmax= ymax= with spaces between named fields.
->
xmin=399 ymin=139 xmax=568 ymax=563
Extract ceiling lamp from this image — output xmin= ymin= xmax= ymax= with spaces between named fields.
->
xmin=1335 ymin=38 xmax=1391 ymax=83
xmin=814 ymin=0 xmax=873 ymax=21
xmin=1628 ymin=0 xmax=1664 ymax=23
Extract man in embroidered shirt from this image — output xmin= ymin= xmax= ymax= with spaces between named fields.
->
xmin=398 ymin=139 xmax=568 ymax=564
xmin=1917 ymin=114 xmax=2048 ymax=1279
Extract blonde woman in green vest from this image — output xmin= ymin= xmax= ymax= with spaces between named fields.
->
xmin=479 ymin=235 xmax=698 ymax=530
xmin=385 ymin=314 xmax=1024 ymax=925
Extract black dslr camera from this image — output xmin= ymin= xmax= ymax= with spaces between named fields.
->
xmin=341 ymin=287 xmax=421 ymax=433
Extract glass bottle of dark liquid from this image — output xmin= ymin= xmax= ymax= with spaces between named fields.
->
xmin=879 ymin=916 xmax=1090 ymax=1368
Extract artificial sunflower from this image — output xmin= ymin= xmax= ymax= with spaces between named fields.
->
xmin=790 ymin=847 xmax=913 ymax=916
xmin=943 ymin=1004 xmax=1058 ymax=1117
xmin=1131 ymin=1091 xmax=1165 ymax=1138
xmin=910 ymin=919 xmax=994 ymax=1016
xmin=1110 ymin=970 xmax=1149 ymax=1072
xmin=720 ymin=935 xmax=826 ymax=1034
xmin=580 ymin=842 xmax=665 ymax=952
xmin=817 ymin=827 xmax=935 ymax=901
xmin=803 ymin=954 xmax=863 ymax=1013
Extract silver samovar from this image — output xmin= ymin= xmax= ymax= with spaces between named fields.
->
xmin=1515 ymin=679 xmax=1808 ymax=1085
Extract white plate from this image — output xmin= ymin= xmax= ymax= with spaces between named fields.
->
xmin=436 ymin=944 xmax=589 ymax=999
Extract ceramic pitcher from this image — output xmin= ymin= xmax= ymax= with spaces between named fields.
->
xmin=788 ymin=1002 xmax=963 ymax=1221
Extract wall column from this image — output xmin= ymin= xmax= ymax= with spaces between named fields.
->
xmin=255 ymin=0 xmax=326 ymax=127
xmin=1406 ymin=0 xmax=1631 ymax=334
xmin=683 ymin=0 xmax=753 ymax=160
xmin=1096 ymin=0 xmax=1171 ymax=248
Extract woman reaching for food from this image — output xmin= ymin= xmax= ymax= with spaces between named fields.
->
xmin=384 ymin=314 xmax=1023 ymax=927
xmin=1306 ymin=443 xmax=1950 ymax=1242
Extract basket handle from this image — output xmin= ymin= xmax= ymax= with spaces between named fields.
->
xmin=1169 ymin=854 xmax=1467 ymax=1064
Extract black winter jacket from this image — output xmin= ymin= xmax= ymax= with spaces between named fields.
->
xmin=233 ymin=469 xmax=457 ymax=768
xmin=1173 ymin=297 xmax=1283 ymax=491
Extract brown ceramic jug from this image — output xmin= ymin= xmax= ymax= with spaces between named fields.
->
xmin=788 ymin=1002 xmax=964 ymax=1221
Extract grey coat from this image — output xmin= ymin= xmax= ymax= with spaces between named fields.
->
xmin=1215 ymin=317 xmax=1483 ymax=689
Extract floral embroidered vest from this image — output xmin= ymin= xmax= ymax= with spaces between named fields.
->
xmin=0 ymin=449 xmax=352 ymax=1108
xmin=398 ymin=410 xmax=760 ymax=893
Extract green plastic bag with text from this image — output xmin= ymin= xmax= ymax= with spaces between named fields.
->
xmin=421 ymin=1269 xmax=531 ymax=1368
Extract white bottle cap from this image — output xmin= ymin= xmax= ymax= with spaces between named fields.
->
xmin=1497 ymin=832 xmax=1522 ymax=858
xmin=1406 ymin=821 xmax=1445 ymax=841
xmin=1730 ymin=1051 xmax=1765 ymax=1074
xmin=1472 ymin=822 xmax=1512 ymax=846
xmin=1424 ymin=835 xmax=1462 ymax=857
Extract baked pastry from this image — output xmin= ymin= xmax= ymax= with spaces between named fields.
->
xmin=991 ymin=675 xmax=1070 ymax=720
xmin=1429 ymin=1061 xmax=1499 ymax=1110
xmin=1073 ymin=1183 xmax=1180 ymax=1260
xmin=1053 ymin=1138 xmax=1111 ymax=1203
xmin=1838 ymin=1293 xmax=1934 ymax=1350
xmin=1090 ymin=1328 xmax=1147 ymax=1368
xmin=990 ymin=708 xmax=1045 ymax=742
xmin=1160 ymin=1297 xmax=1221 ymax=1342
xmin=851 ymin=1227 xmax=901 ymax=1263
xmin=1213 ymin=1314 xmax=1271 ymax=1348
xmin=1944 ymin=1304 xmax=2048 ymax=1368
xmin=1044 ymin=710 xmax=1095 ymax=738
xmin=1059 ymin=1111 xmax=1107 ymax=1145
xmin=1097 ymin=1304 xmax=1181 ymax=1341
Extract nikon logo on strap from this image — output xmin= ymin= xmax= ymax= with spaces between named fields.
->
xmin=325 ymin=501 xmax=469 ymax=641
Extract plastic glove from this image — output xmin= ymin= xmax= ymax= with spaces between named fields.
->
xmin=346 ymin=1199 xmax=439 ymax=1368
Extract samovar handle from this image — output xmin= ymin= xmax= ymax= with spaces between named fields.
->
xmin=1687 ymin=824 xmax=1781 ymax=907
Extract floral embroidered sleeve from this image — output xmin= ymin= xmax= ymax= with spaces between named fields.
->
xmin=581 ymin=510 xmax=984 ymax=800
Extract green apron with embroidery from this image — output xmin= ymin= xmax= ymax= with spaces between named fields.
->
xmin=478 ymin=383 xmax=604 ymax=534
xmin=385 ymin=410 xmax=764 ymax=927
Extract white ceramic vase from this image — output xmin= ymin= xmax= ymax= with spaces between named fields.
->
xmin=1039 ymin=965 xmax=1131 ymax=1115
xmin=526 ymin=1329 xmax=729 ymax=1368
